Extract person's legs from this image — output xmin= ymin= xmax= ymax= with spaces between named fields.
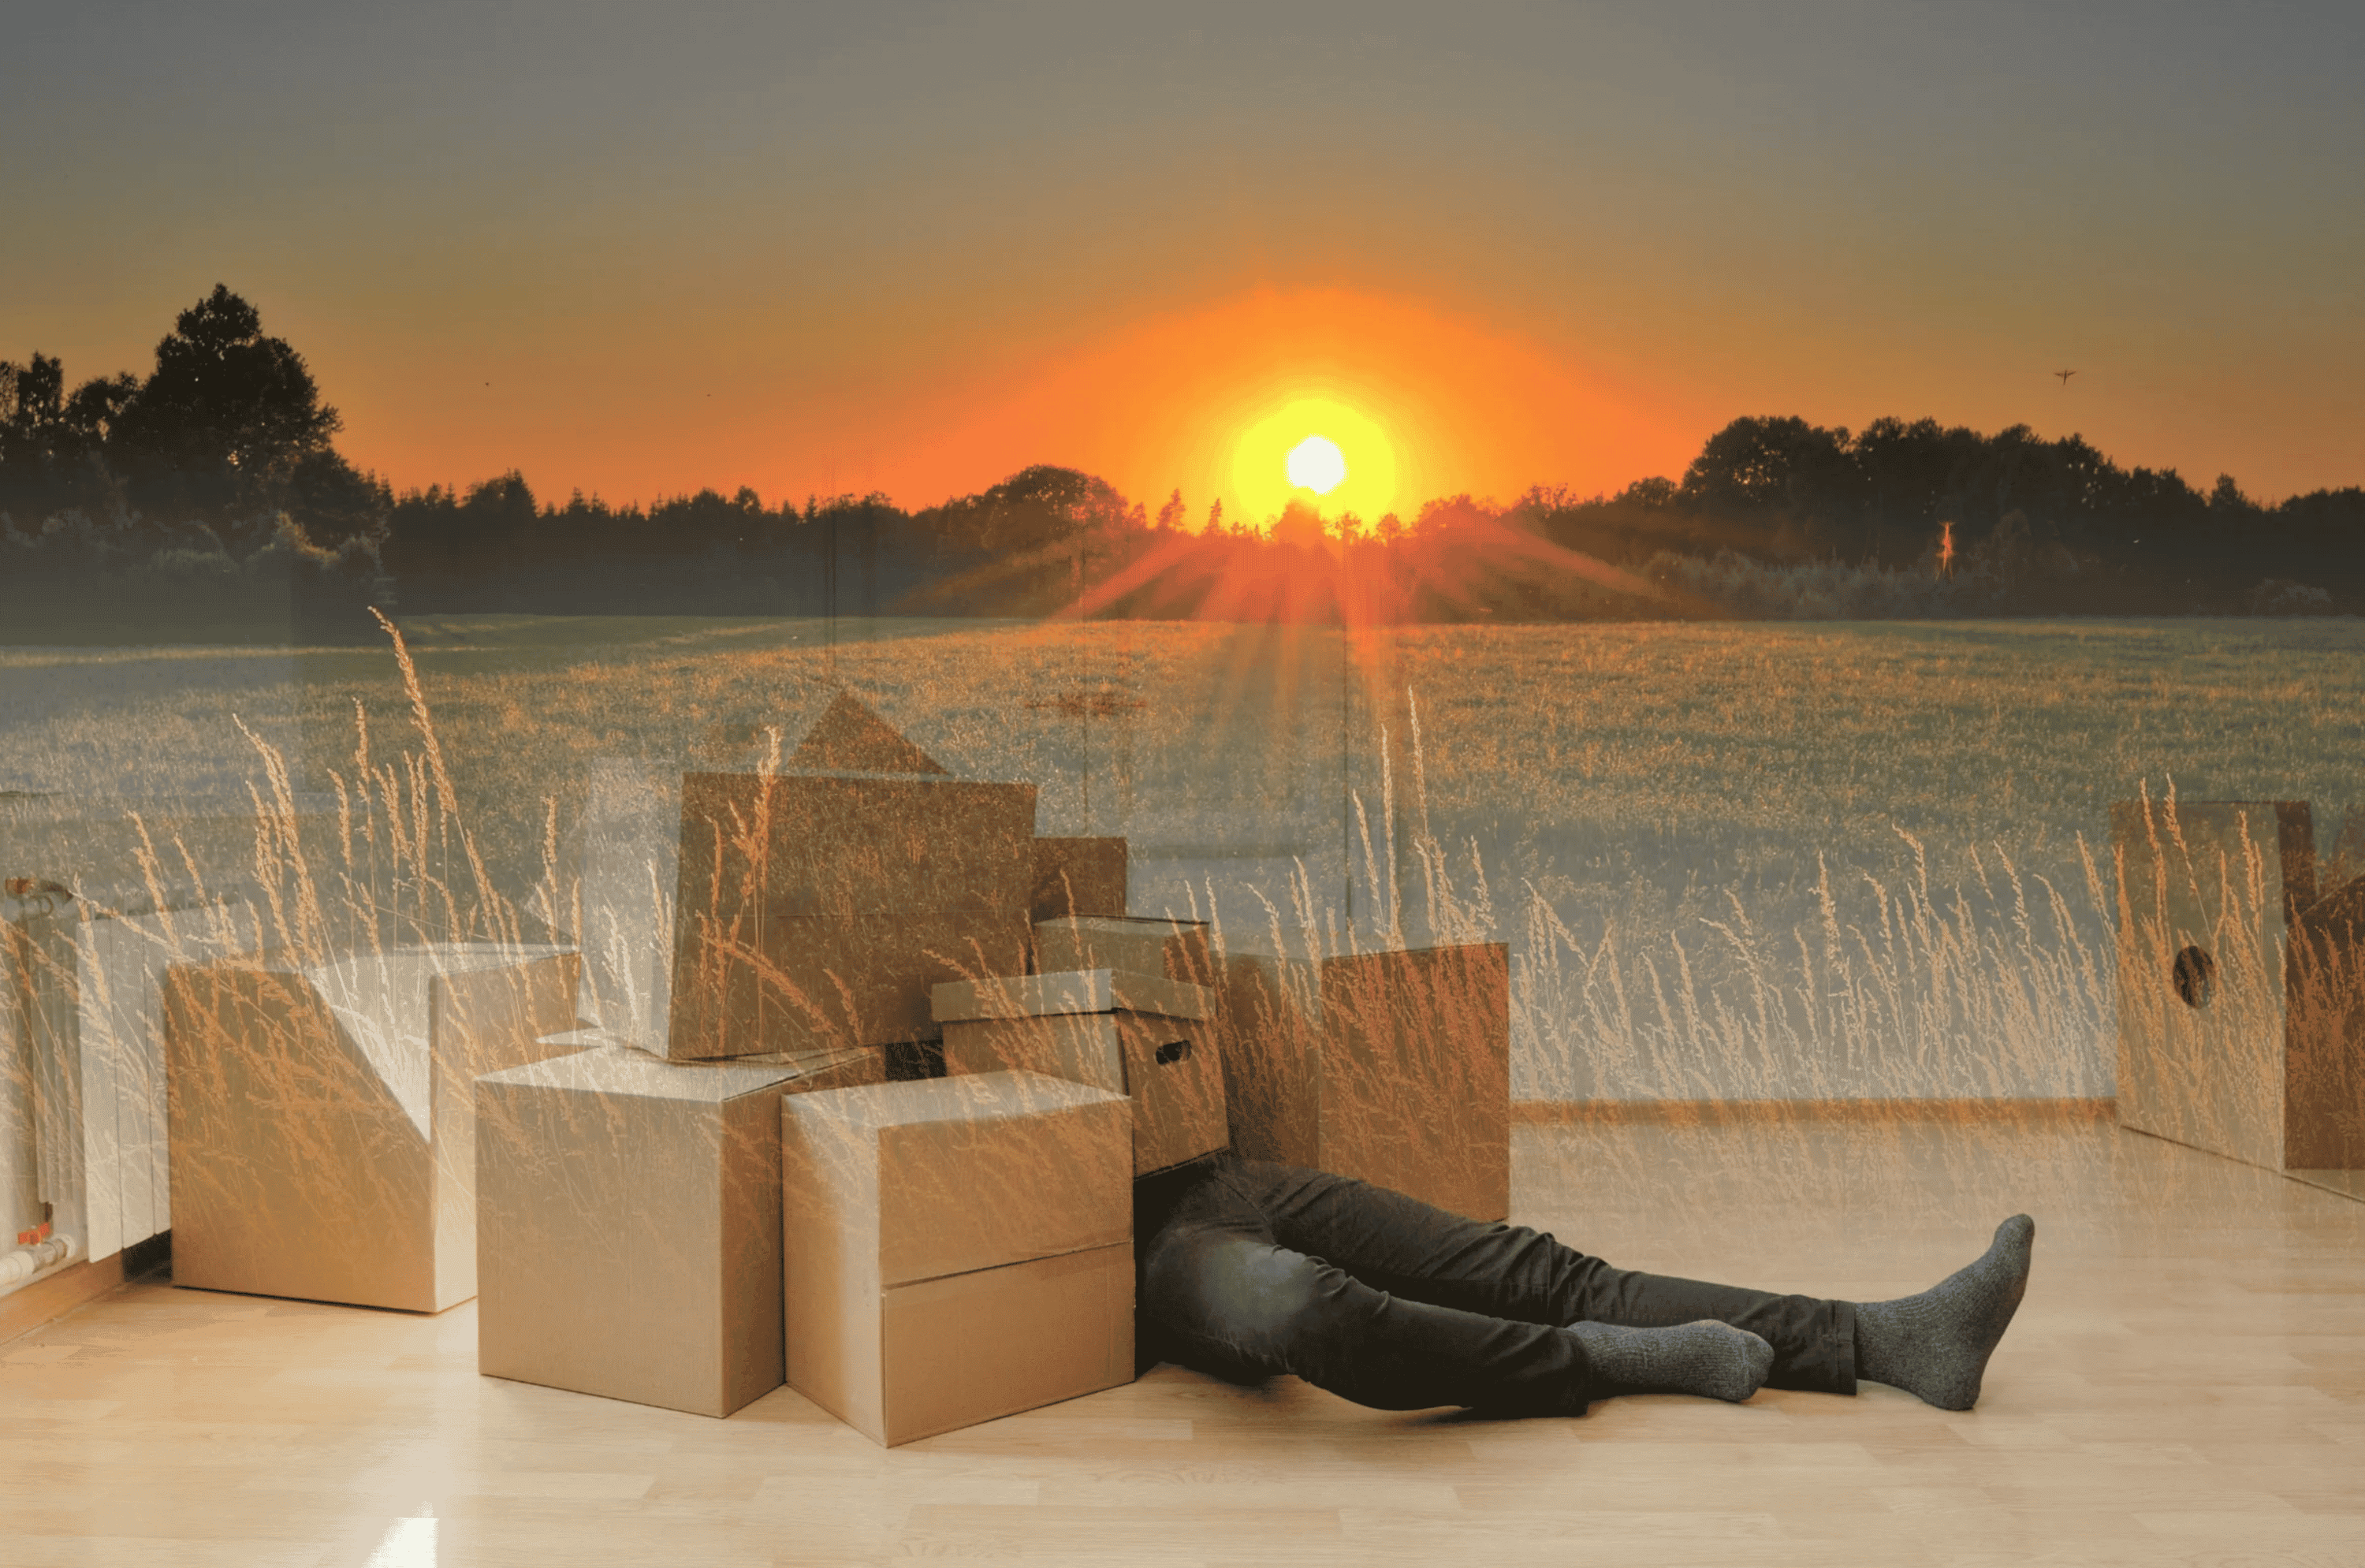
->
xmin=1227 ymin=1159 xmax=1857 ymax=1395
xmin=1139 ymin=1158 xmax=1774 ymax=1413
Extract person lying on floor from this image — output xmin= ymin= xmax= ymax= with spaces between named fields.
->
xmin=1133 ymin=1152 xmax=2034 ymax=1415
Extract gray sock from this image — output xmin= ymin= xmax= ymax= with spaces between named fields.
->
xmin=1853 ymin=1214 xmax=2035 ymax=1410
xmin=1568 ymin=1319 xmax=1775 ymax=1402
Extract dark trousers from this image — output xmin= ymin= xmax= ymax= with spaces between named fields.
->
xmin=1136 ymin=1154 xmax=1858 ymax=1414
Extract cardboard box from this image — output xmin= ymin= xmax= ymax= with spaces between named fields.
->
xmin=2112 ymin=799 xmax=2365 ymax=1171
xmin=1034 ymin=914 xmax=1216 ymax=987
xmin=475 ymin=1045 xmax=862 ymax=1417
xmin=1218 ymin=943 xmax=1511 ymax=1223
xmin=1030 ymin=836 xmax=1128 ymax=924
xmin=162 ymin=944 xmax=579 ymax=1312
xmin=933 ymin=970 xmax=1227 ymax=1176
xmin=669 ymin=770 xmax=1037 ymax=1060
xmin=780 ymin=1071 xmax=1134 ymax=1447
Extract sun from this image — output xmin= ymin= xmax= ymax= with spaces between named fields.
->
xmin=1231 ymin=397 xmax=1398 ymax=527
xmin=1286 ymin=434 xmax=1347 ymax=495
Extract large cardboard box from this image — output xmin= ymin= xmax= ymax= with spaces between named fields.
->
xmin=161 ymin=944 xmax=579 ymax=1312
xmin=1218 ymin=943 xmax=1511 ymax=1223
xmin=1034 ymin=914 xmax=1217 ymax=987
xmin=576 ymin=696 xmax=1039 ymax=1063
xmin=2111 ymin=798 xmax=2365 ymax=1171
xmin=670 ymin=769 xmax=1037 ymax=1060
xmin=933 ymin=970 xmax=1227 ymax=1176
xmin=475 ymin=1045 xmax=871 ymax=1417
xmin=780 ymin=1071 xmax=1134 ymax=1447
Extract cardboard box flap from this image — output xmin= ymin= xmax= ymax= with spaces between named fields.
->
xmin=479 ymin=1044 xmax=796 ymax=1101
xmin=931 ymin=968 xmax=1212 ymax=1024
xmin=275 ymin=944 xmax=579 ymax=1138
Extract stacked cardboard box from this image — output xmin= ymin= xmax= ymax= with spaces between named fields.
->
xmin=1030 ymin=836 xmax=1128 ymax=926
xmin=780 ymin=1071 xmax=1134 ymax=1447
xmin=1217 ymin=943 xmax=1510 ymax=1222
xmin=162 ymin=944 xmax=579 ymax=1312
xmin=1034 ymin=913 xmax=1216 ymax=987
xmin=474 ymin=1041 xmax=888 ymax=1417
xmin=933 ymin=970 xmax=1228 ymax=1176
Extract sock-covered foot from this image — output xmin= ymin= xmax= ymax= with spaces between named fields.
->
xmin=1854 ymin=1213 xmax=2035 ymax=1410
xmin=1568 ymin=1319 xmax=1774 ymax=1402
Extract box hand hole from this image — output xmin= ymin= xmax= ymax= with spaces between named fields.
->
xmin=1154 ymin=1038 xmax=1191 ymax=1067
xmin=2172 ymin=944 xmax=2215 ymax=1009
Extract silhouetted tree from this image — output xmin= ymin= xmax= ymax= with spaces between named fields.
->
xmin=110 ymin=285 xmax=342 ymax=486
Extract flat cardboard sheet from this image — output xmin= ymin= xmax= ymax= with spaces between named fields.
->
xmin=576 ymin=758 xmax=683 ymax=1056
xmin=668 ymin=770 xmax=1037 ymax=1059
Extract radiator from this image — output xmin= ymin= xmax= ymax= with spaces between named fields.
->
xmin=2 ymin=879 xmax=242 ymax=1289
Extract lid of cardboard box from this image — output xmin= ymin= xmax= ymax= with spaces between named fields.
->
xmin=781 ymin=1068 xmax=1127 ymax=1133
xmin=1031 ymin=914 xmax=1209 ymax=938
xmin=478 ymin=1044 xmax=797 ymax=1101
xmin=733 ymin=1044 xmax=888 ymax=1075
xmin=930 ymin=969 xmax=1212 ymax=1024
xmin=536 ymin=1028 xmax=879 ymax=1082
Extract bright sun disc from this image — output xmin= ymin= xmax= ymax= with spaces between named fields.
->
xmin=1286 ymin=434 xmax=1347 ymax=494
xmin=1231 ymin=397 xmax=1398 ymax=527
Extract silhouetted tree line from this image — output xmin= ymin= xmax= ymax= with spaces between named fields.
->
xmin=1513 ymin=415 xmax=2363 ymax=616
xmin=9 ymin=290 xmax=2361 ymax=639
xmin=1 ymin=285 xmax=390 ymax=640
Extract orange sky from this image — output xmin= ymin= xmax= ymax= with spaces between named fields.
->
xmin=889 ymin=289 xmax=1696 ymax=526
xmin=7 ymin=5 xmax=2360 ymax=516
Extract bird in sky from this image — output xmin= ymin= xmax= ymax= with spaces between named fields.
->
xmin=2054 ymin=369 xmax=2077 ymax=387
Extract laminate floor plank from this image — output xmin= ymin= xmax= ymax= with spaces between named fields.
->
xmin=2 ymin=1115 xmax=2357 ymax=1566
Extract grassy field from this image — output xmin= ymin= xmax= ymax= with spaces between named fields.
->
xmin=5 ymin=614 xmax=2360 ymax=1104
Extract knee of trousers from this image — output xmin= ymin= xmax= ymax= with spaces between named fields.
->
xmin=1145 ymin=1238 xmax=1359 ymax=1371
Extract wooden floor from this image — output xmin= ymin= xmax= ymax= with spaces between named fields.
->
xmin=4 ymin=1115 xmax=2361 ymax=1567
